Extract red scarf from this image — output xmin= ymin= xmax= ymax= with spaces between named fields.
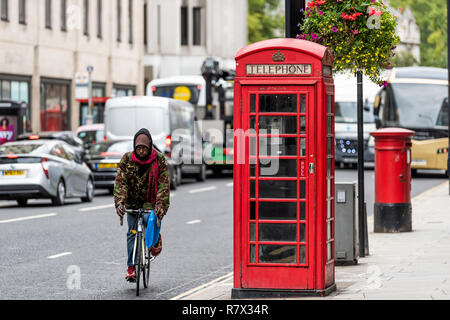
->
xmin=130 ymin=148 xmax=159 ymax=204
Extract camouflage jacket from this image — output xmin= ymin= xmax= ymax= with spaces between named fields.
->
xmin=113 ymin=151 xmax=170 ymax=216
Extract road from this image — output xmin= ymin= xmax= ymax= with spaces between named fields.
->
xmin=0 ymin=168 xmax=446 ymax=299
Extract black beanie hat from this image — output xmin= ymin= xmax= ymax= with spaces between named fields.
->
xmin=133 ymin=128 xmax=153 ymax=150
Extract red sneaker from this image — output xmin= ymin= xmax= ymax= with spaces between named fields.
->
xmin=126 ymin=266 xmax=136 ymax=282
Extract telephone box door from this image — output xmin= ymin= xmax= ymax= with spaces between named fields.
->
xmin=240 ymin=85 xmax=316 ymax=289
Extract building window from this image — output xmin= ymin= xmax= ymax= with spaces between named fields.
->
xmin=128 ymin=0 xmax=132 ymax=44
xmin=19 ymin=0 xmax=26 ymax=24
xmin=83 ymin=0 xmax=89 ymax=36
xmin=0 ymin=76 xmax=31 ymax=123
xmin=193 ymin=7 xmax=202 ymax=46
xmin=117 ymin=0 xmax=121 ymax=42
xmin=40 ymin=80 xmax=71 ymax=131
xmin=180 ymin=6 xmax=188 ymax=46
xmin=97 ymin=0 xmax=102 ymax=38
xmin=112 ymin=85 xmax=135 ymax=97
xmin=1 ymin=0 xmax=8 ymax=21
xmin=45 ymin=0 xmax=51 ymax=29
xmin=61 ymin=0 xmax=66 ymax=31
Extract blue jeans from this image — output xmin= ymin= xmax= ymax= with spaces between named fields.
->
xmin=126 ymin=213 xmax=150 ymax=267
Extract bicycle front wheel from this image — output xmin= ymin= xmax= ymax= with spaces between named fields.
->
xmin=143 ymin=245 xmax=150 ymax=288
xmin=135 ymin=232 xmax=142 ymax=296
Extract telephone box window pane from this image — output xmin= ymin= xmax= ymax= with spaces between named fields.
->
xmin=300 ymin=138 xmax=306 ymax=156
xmin=300 ymin=223 xmax=306 ymax=242
xmin=328 ymin=95 xmax=333 ymax=113
xmin=327 ymin=199 xmax=331 ymax=219
xmin=327 ymin=158 xmax=332 ymax=176
xmin=259 ymin=159 xmax=296 ymax=177
xmin=250 ymin=94 xmax=256 ymax=113
xmin=327 ymin=242 xmax=332 ymax=261
xmin=328 ymin=116 xmax=333 ymax=134
xmin=250 ymin=136 xmax=256 ymax=156
xmin=300 ymin=117 xmax=306 ymax=134
xmin=250 ymin=223 xmax=255 ymax=241
xmin=250 ymin=201 xmax=256 ymax=220
xmin=259 ymin=202 xmax=296 ymax=220
xmin=258 ymin=116 xmax=297 ymax=134
xmin=259 ymin=137 xmax=296 ymax=156
xmin=250 ymin=245 xmax=255 ymax=263
xmin=259 ymin=223 xmax=297 ymax=242
xmin=327 ymin=221 xmax=332 ymax=240
xmin=259 ymin=245 xmax=296 ymax=264
xmin=259 ymin=94 xmax=296 ymax=113
xmin=300 ymin=94 xmax=306 ymax=113
xmin=250 ymin=181 xmax=255 ymax=198
xmin=300 ymin=180 xmax=306 ymax=199
xmin=250 ymin=116 xmax=256 ymax=130
xmin=300 ymin=245 xmax=306 ymax=264
xmin=327 ymin=178 xmax=331 ymax=198
xmin=300 ymin=202 xmax=306 ymax=220
xmin=250 ymin=164 xmax=255 ymax=177
xmin=327 ymin=136 xmax=333 ymax=155
xmin=259 ymin=180 xmax=297 ymax=199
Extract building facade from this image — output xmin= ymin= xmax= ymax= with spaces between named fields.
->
xmin=143 ymin=0 xmax=248 ymax=84
xmin=0 ymin=0 xmax=144 ymax=131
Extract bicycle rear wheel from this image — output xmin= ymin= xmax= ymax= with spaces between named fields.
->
xmin=135 ymin=232 xmax=142 ymax=296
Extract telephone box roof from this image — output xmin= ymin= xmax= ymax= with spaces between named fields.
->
xmin=235 ymin=38 xmax=330 ymax=61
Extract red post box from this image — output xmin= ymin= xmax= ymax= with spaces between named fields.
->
xmin=232 ymin=38 xmax=336 ymax=298
xmin=370 ymin=128 xmax=415 ymax=232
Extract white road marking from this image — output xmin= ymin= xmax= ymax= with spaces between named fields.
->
xmin=170 ymin=272 xmax=233 ymax=300
xmin=226 ymin=182 xmax=233 ymax=187
xmin=47 ymin=252 xmax=72 ymax=259
xmin=186 ymin=219 xmax=201 ymax=225
xmin=79 ymin=203 xmax=114 ymax=212
xmin=188 ymin=186 xmax=217 ymax=194
xmin=0 ymin=213 xmax=57 ymax=224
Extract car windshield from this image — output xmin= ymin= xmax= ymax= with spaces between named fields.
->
xmin=387 ymin=83 xmax=448 ymax=128
xmin=0 ymin=143 xmax=47 ymax=155
xmin=153 ymin=85 xmax=200 ymax=105
xmin=78 ymin=130 xmax=104 ymax=144
xmin=88 ymin=140 xmax=133 ymax=156
xmin=335 ymin=101 xmax=374 ymax=123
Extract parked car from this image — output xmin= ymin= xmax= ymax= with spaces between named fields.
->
xmin=85 ymin=139 xmax=181 ymax=192
xmin=104 ymin=96 xmax=205 ymax=183
xmin=17 ymin=131 xmax=86 ymax=159
xmin=76 ymin=123 xmax=105 ymax=149
xmin=0 ymin=139 xmax=94 ymax=206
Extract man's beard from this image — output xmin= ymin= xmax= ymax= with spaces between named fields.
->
xmin=135 ymin=150 xmax=150 ymax=160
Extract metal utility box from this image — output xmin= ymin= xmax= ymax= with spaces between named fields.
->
xmin=335 ymin=182 xmax=359 ymax=265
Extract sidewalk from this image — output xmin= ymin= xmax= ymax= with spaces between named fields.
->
xmin=177 ymin=181 xmax=450 ymax=300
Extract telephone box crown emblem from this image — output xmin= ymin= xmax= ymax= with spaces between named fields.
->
xmin=272 ymin=50 xmax=285 ymax=62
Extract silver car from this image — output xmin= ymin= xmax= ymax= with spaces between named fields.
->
xmin=0 ymin=139 xmax=94 ymax=206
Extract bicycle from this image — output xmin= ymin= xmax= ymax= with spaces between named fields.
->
xmin=120 ymin=208 xmax=160 ymax=296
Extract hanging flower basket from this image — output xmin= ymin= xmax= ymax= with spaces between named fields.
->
xmin=299 ymin=0 xmax=400 ymax=86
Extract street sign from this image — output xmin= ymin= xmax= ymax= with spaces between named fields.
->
xmin=75 ymin=72 xmax=89 ymax=100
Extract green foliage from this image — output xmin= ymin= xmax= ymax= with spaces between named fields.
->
xmin=390 ymin=50 xmax=419 ymax=67
xmin=248 ymin=0 xmax=284 ymax=44
xmin=300 ymin=0 xmax=400 ymax=86
xmin=390 ymin=0 xmax=447 ymax=68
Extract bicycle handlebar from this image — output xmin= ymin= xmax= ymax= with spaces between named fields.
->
xmin=119 ymin=208 xmax=160 ymax=227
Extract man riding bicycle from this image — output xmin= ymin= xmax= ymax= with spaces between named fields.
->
xmin=114 ymin=128 xmax=170 ymax=282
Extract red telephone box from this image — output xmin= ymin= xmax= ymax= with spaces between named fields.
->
xmin=232 ymin=38 xmax=336 ymax=297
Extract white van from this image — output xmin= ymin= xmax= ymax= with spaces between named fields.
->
xmin=333 ymin=73 xmax=381 ymax=167
xmin=104 ymin=96 xmax=206 ymax=186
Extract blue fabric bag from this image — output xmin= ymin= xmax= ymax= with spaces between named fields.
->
xmin=145 ymin=210 xmax=161 ymax=248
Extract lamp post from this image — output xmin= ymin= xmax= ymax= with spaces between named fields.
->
xmin=86 ymin=65 xmax=94 ymax=124
xmin=285 ymin=0 xmax=306 ymax=38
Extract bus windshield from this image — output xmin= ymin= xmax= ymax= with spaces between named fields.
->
xmin=153 ymin=85 xmax=201 ymax=105
xmin=335 ymin=101 xmax=374 ymax=123
xmin=386 ymin=83 xmax=448 ymax=129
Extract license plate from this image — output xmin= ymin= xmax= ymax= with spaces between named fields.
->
xmin=1 ymin=170 xmax=26 ymax=176
xmin=98 ymin=163 xmax=117 ymax=169
xmin=412 ymin=159 xmax=427 ymax=165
